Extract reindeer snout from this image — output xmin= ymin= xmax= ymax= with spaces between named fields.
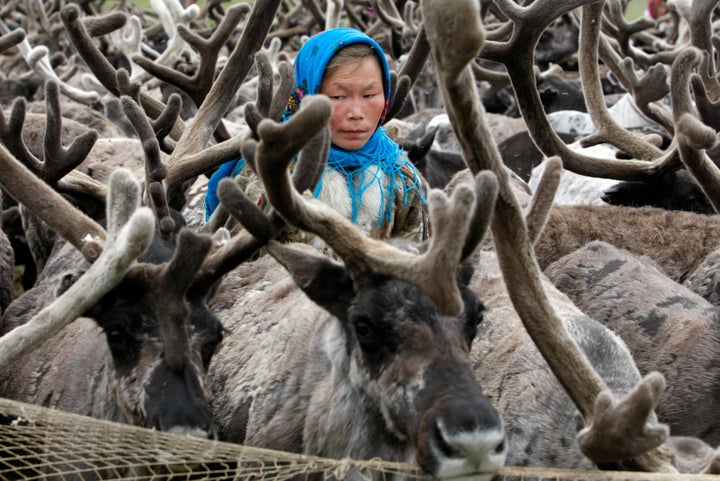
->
xmin=416 ymin=395 xmax=507 ymax=480
xmin=145 ymin=364 xmax=215 ymax=438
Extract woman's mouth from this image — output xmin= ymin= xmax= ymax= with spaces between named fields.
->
xmin=342 ymin=130 xmax=365 ymax=138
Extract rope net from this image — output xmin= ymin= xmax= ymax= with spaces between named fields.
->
xmin=0 ymin=396 xmax=712 ymax=481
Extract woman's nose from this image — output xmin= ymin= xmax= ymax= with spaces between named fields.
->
xmin=346 ymin=99 xmax=363 ymax=119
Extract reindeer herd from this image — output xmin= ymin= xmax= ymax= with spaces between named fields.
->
xmin=2 ymin=0 xmax=720 ymax=479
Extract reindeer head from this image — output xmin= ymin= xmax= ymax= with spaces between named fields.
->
xmin=229 ymin=94 xmax=507 ymax=478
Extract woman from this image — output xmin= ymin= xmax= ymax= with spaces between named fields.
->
xmin=204 ymin=27 xmax=428 ymax=242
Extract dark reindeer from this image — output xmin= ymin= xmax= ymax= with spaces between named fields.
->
xmin=205 ymin=95 xmax=508 ymax=480
xmin=0 ymin=0 xmax=291 ymax=450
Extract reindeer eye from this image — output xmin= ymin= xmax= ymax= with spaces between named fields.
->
xmin=353 ymin=319 xmax=371 ymax=338
xmin=103 ymin=325 xmax=139 ymax=362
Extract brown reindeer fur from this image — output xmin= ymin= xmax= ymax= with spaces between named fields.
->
xmin=535 ymin=204 xmax=720 ymax=282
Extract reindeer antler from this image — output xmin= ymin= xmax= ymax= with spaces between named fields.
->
xmin=0 ymin=168 xmax=155 ymax=369
xmin=422 ymin=0 xmax=675 ymax=471
xmin=254 ymin=94 xmax=498 ymax=316
xmin=478 ymin=0 xmax=682 ymax=181
xmin=0 ymin=81 xmax=98 ymax=185
xmin=188 ymin=93 xmax=330 ymax=294
xmin=671 ymin=47 xmax=720 ymax=212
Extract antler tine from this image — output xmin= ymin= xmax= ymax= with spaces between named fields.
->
xmin=386 ymin=26 xmax=431 ymax=122
xmin=326 ymin=0 xmax=343 ymax=30
xmin=151 ymin=93 xmax=182 ymax=154
xmin=105 ymin=168 xmax=144 ymax=243
xmin=191 ymin=116 xmax=329 ymax=290
xmin=675 ymin=0 xmax=718 ymax=76
xmin=163 ymin=0 xmax=282 ymax=203
xmin=372 ymin=0 xmax=405 ymax=30
xmin=0 ymin=98 xmax=39 ymax=172
xmin=0 ymin=143 xmax=106 ymax=262
xmin=256 ymin=95 xmax=492 ymax=316
xmin=526 ymin=156 xmax=562 ymax=245
xmin=244 ymin=51 xmax=279 ymax=138
xmin=423 ymin=0 xmax=676 ymax=471
xmin=477 ymin=0 xmax=683 ymax=181
xmin=0 ymin=169 xmax=155 ymax=369
xmin=269 ymin=60 xmax=296 ymax=120
xmin=81 ymin=8 xmax=127 ymax=37
xmin=0 ymin=28 xmax=24 ymax=53
xmin=42 ymin=80 xmax=99 ymax=184
xmin=459 ymin=171 xmax=499 ymax=261
xmin=671 ymin=48 xmax=720 ymax=213
xmin=254 ymin=51 xmax=274 ymax=119
xmin=577 ymin=3 xmax=672 ymax=156
xmin=152 ymin=228 xmax=212 ymax=370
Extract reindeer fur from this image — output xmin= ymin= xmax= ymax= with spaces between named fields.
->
xmin=535 ymin=204 xmax=720 ymax=282
xmin=545 ymin=241 xmax=720 ymax=446
xmin=206 ymin=241 xmax=506 ymax=479
xmin=469 ymin=249 xmax=659 ymax=469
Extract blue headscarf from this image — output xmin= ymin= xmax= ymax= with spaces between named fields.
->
xmin=204 ymin=27 xmax=425 ymax=230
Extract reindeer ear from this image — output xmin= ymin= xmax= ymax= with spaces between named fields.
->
xmin=55 ymin=270 xmax=86 ymax=297
xmin=265 ymin=241 xmax=354 ymax=320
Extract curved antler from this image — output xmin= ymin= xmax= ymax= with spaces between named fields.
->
xmin=0 ymin=169 xmax=155 ymax=369
xmin=670 ymin=48 xmax=720 ymax=212
xmin=422 ymin=0 xmax=675 ymax=471
xmin=255 ymin=95 xmax=498 ymax=316
xmin=479 ymin=0 xmax=682 ymax=181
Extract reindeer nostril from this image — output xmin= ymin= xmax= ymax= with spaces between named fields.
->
xmin=494 ymin=439 xmax=506 ymax=455
xmin=434 ymin=421 xmax=462 ymax=459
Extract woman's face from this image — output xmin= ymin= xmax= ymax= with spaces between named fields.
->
xmin=321 ymin=56 xmax=386 ymax=150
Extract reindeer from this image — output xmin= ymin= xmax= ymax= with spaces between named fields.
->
xmin=0 ymin=0 xmax=293 ymax=458
xmin=203 ymin=95 xmax=508 ymax=480
xmin=207 ymin=0 xmax=714 ymax=474
xmin=0 ymin=4 xmax=511 ymax=480
xmin=420 ymin=0 xmax=720 ymax=474
xmin=0 ymin=93 xmax=224 ymax=442
xmin=545 ymin=240 xmax=720 ymax=446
